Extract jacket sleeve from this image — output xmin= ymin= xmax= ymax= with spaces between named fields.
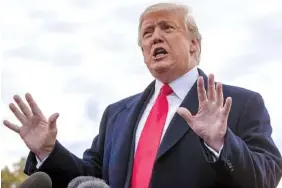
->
xmin=206 ymin=92 xmax=282 ymax=188
xmin=24 ymin=105 xmax=110 ymax=188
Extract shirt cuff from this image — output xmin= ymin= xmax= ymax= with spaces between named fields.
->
xmin=204 ymin=142 xmax=224 ymax=161
xmin=36 ymin=155 xmax=49 ymax=169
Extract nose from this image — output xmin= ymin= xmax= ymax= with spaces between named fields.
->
xmin=152 ymin=28 xmax=163 ymax=44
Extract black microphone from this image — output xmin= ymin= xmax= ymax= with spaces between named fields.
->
xmin=67 ymin=176 xmax=109 ymax=188
xmin=19 ymin=171 xmax=52 ymax=188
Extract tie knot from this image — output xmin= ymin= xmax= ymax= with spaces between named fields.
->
xmin=160 ymin=84 xmax=173 ymax=96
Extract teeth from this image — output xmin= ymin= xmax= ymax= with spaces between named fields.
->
xmin=154 ymin=48 xmax=167 ymax=56
xmin=156 ymin=53 xmax=166 ymax=58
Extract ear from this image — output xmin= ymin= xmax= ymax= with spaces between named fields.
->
xmin=141 ymin=46 xmax=146 ymax=60
xmin=189 ymin=38 xmax=198 ymax=53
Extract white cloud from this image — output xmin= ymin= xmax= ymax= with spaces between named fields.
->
xmin=1 ymin=0 xmax=282 ymax=186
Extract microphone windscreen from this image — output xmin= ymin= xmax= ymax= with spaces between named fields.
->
xmin=19 ymin=172 xmax=52 ymax=188
xmin=77 ymin=178 xmax=109 ymax=188
xmin=67 ymin=176 xmax=96 ymax=188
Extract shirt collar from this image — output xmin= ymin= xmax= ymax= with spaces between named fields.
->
xmin=154 ymin=66 xmax=199 ymax=100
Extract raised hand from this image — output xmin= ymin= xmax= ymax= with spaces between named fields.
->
xmin=3 ymin=93 xmax=59 ymax=160
xmin=177 ymin=74 xmax=232 ymax=152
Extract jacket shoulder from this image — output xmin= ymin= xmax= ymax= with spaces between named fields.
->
xmin=222 ymin=83 xmax=266 ymax=120
xmin=222 ymin=83 xmax=261 ymax=99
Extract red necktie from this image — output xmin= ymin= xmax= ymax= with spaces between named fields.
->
xmin=131 ymin=84 xmax=173 ymax=188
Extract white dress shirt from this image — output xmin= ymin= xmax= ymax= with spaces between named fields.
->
xmin=135 ymin=66 xmax=222 ymax=157
xmin=36 ymin=66 xmax=222 ymax=168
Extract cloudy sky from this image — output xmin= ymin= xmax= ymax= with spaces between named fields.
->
xmin=1 ymin=0 xmax=282 ymax=186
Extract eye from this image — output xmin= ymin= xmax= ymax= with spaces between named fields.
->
xmin=143 ymin=30 xmax=153 ymax=37
xmin=143 ymin=31 xmax=149 ymax=36
xmin=162 ymin=24 xmax=174 ymax=32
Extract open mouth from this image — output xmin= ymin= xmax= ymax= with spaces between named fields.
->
xmin=153 ymin=47 xmax=168 ymax=58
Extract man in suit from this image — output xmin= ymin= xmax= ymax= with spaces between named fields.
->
xmin=3 ymin=2 xmax=282 ymax=188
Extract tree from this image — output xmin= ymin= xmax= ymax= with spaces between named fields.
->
xmin=1 ymin=157 xmax=28 ymax=188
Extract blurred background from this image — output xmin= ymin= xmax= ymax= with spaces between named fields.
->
xmin=1 ymin=0 xmax=282 ymax=187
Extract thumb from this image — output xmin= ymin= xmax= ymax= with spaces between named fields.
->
xmin=48 ymin=113 xmax=59 ymax=128
xmin=177 ymin=107 xmax=194 ymax=126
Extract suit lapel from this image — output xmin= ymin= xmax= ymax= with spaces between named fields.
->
xmin=157 ymin=68 xmax=208 ymax=159
xmin=120 ymin=81 xmax=155 ymax=188
xmin=117 ymin=68 xmax=208 ymax=186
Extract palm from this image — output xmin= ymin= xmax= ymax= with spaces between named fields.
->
xmin=192 ymin=101 xmax=227 ymax=140
xmin=3 ymin=93 xmax=59 ymax=159
xmin=20 ymin=116 xmax=50 ymax=152
xmin=177 ymin=74 xmax=232 ymax=150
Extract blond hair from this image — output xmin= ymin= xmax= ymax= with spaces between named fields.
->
xmin=138 ymin=3 xmax=202 ymax=63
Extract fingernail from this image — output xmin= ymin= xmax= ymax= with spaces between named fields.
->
xmin=3 ymin=120 xmax=9 ymax=126
xmin=13 ymin=95 xmax=20 ymax=101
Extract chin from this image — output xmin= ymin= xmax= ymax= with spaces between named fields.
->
xmin=151 ymin=60 xmax=174 ymax=73
xmin=149 ymin=61 xmax=175 ymax=82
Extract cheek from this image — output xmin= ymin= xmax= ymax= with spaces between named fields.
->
xmin=168 ymin=38 xmax=190 ymax=56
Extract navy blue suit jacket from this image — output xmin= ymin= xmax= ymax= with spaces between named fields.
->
xmin=24 ymin=69 xmax=282 ymax=188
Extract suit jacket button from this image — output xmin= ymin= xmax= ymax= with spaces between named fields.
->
xmin=225 ymin=160 xmax=234 ymax=171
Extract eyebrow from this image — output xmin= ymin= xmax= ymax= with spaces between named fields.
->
xmin=141 ymin=20 xmax=175 ymax=31
xmin=142 ymin=25 xmax=154 ymax=32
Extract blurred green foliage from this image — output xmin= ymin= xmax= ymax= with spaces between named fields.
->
xmin=1 ymin=157 xmax=28 ymax=188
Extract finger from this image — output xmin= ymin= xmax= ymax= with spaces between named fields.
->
xmin=222 ymin=97 xmax=232 ymax=117
xmin=197 ymin=76 xmax=207 ymax=103
xmin=3 ymin=120 xmax=20 ymax=133
xmin=216 ymin=82 xmax=223 ymax=107
xmin=13 ymin=95 xmax=32 ymax=118
xmin=177 ymin=107 xmax=194 ymax=126
xmin=9 ymin=103 xmax=26 ymax=124
xmin=207 ymin=74 xmax=216 ymax=101
xmin=48 ymin=113 xmax=59 ymax=129
xmin=25 ymin=93 xmax=45 ymax=119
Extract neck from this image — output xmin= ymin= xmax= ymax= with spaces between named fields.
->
xmin=157 ymin=65 xmax=197 ymax=84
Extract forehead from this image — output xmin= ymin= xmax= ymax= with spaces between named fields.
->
xmin=140 ymin=10 xmax=185 ymax=29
